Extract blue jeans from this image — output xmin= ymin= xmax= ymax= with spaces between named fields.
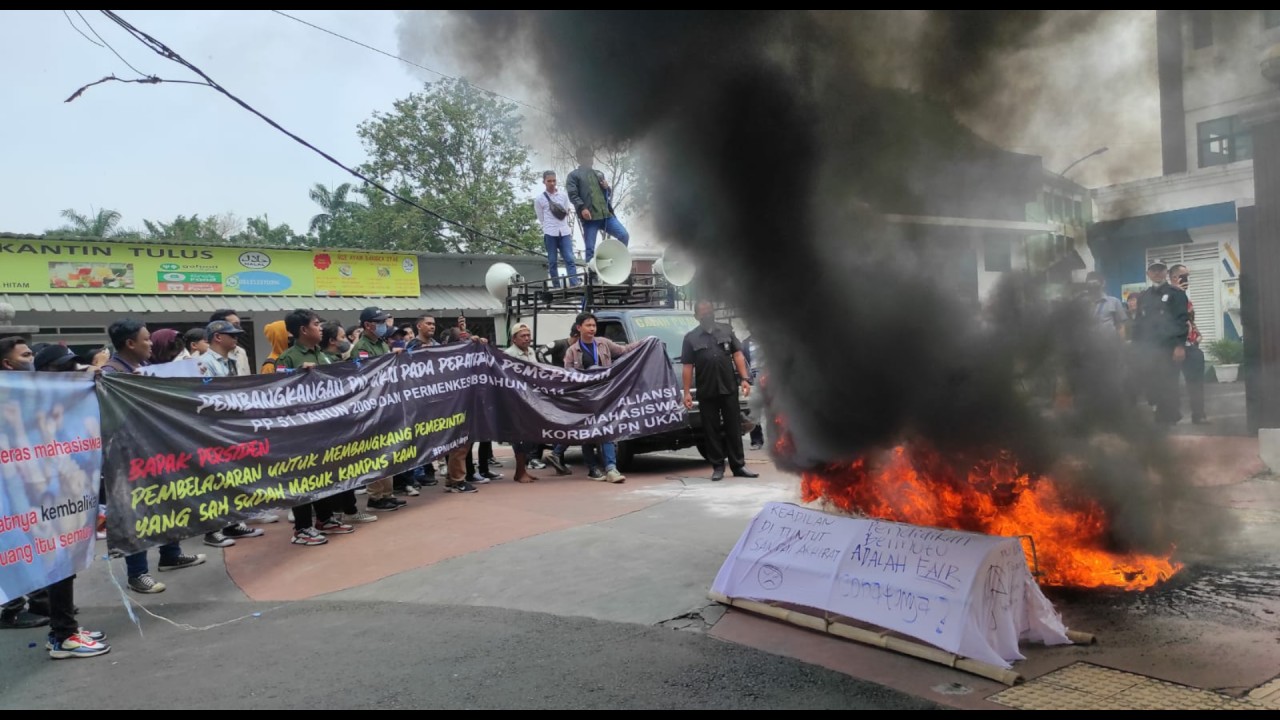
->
xmin=581 ymin=216 xmax=630 ymax=263
xmin=544 ymin=234 xmax=578 ymax=288
xmin=583 ymin=442 xmax=618 ymax=472
xmin=125 ymin=542 xmax=182 ymax=578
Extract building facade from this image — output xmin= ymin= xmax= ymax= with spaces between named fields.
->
xmin=0 ymin=233 xmax=548 ymax=367
xmin=1089 ymin=10 xmax=1279 ymax=344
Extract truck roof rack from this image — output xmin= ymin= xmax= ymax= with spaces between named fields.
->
xmin=504 ymin=272 xmax=681 ymax=317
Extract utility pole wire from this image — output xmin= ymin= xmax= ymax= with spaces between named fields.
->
xmin=76 ymin=10 xmax=150 ymax=77
xmin=66 ymin=10 xmax=536 ymax=256
xmin=63 ymin=10 xmax=104 ymax=47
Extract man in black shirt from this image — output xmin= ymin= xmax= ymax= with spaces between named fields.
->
xmin=681 ymin=301 xmax=758 ymax=481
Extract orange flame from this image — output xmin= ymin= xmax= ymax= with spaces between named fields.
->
xmin=775 ymin=420 xmax=1180 ymax=591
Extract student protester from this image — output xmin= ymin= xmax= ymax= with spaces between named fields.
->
xmin=100 ymin=320 xmax=207 ymax=594
xmin=30 ymin=343 xmax=111 ymax=658
xmin=275 ymin=310 xmax=353 ymax=546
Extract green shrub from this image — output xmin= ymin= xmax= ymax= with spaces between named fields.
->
xmin=1206 ymin=337 xmax=1244 ymax=365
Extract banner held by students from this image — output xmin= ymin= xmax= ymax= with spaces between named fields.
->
xmin=97 ymin=337 xmax=682 ymax=554
xmin=0 ymin=372 xmax=103 ymax=604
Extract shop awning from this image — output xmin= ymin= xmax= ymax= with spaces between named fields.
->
xmin=0 ymin=286 xmax=504 ymax=316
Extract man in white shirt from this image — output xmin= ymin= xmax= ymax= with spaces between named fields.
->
xmin=533 ymin=170 xmax=578 ymax=288
xmin=210 ymin=309 xmax=251 ymax=375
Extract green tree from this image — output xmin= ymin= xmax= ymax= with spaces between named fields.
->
xmin=320 ymin=185 xmax=446 ymax=252
xmin=231 ymin=215 xmax=307 ymax=247
xmin=53 ymin=207 xmax=125 ymax=238
xmin=357 ymin=77 xmax=540 ymax=254
xmin=141 ymin=214 xmax=241 ymax=245
xmin=308 ymin=182 xmax=363 ymax=236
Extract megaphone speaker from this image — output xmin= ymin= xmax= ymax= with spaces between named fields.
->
xmin=655 ymin=248 xmax=696 ymax=287
xmin=587 ymin=237 xmax=632 ymax=285
xmin=484 ymin=262 xmax=521 ymax=301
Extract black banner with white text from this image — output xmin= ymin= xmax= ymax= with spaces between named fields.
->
xmin=97 ymin=338 xmax=683 ymax=554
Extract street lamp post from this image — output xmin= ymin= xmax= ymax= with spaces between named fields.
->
xmin=1059 ymin=146 xmax=1109 ymax=177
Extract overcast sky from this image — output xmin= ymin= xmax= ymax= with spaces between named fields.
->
xmin=1 ymin=10 xmax=1158 ymax=244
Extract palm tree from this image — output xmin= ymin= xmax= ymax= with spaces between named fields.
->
xmin=56 ymin=207 xmax=123 ymax=237
xmin=308 ymin=182 xmax=360 ymax=234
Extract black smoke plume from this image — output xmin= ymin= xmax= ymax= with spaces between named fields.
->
xmin=432 ymin=10 xmax=1232 ymax=561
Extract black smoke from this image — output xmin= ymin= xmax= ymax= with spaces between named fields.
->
xmin=432 ymin=10 xmax=1231 ymax=560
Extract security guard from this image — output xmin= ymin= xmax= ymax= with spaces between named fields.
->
xmin=1133 ymin=261 xmax=1189 ymax=425
xmin=681 ymin=301 xmax=758 ymax=481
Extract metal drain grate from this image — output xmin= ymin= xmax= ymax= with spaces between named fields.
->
xmin=989 ymin=662 xmax=1267 ymax=710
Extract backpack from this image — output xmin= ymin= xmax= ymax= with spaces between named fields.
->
xmin=545 ymin=192 xmax=569 ymax=220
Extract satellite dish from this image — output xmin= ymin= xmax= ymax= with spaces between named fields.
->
xmin=654 ymin=247 xmax=696 ymax=287
xmin=587 ymin=237 xmax=632 ymax=285
xmin=484 ymin=262 xmax=521 ymax=301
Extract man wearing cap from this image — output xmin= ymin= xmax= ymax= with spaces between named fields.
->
xmin=1133 ymin=260 xmax=1189 ymax=425
xmin=200 ymin=319 xmax=245 ymax=378
xmin=33 ymin=344 xmax=81 ymax=372
xmin=350 ymin=307 xmax=406 ymax=511
xmin=197 ymin=319 xmax=268 ymax=547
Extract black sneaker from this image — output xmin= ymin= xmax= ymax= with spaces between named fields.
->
xmin=481 ymin=470 xmax=502 ymax=481
xmin=545 ymin=453 xmax=570 ymax=475
xmin=223 ymin=522 xmax=264 ymax=539
xmin=367 ymin=497 xmax=403 ymax=512
xmin=420 ymin=476 xmax=439 ymax=487
xmin=157 ymin=553 xmax=207 ymax=572
xmin=389 ymin=497 xmax=408 ymax=507
xmin=445 ymin=480 xmax=478 ymax=494
xmin=587 ymin=468 xmax=606 ymax=481
xmin=0 ymin=610 xmax=50 ymax=629
xmin=203 ymin=531 xmax=235 ymax=548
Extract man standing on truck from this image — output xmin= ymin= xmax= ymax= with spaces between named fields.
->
xmin=681 ymin=301 xmax=758 ymax=481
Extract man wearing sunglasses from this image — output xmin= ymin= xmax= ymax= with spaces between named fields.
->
xmin=1133 ymin=260 xmax=1190 ymax=426
xmin=1169 ymin=264 xmax=1209 ymax=425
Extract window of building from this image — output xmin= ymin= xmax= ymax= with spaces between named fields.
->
xmin=1265 ymin=10 xmax=1280 ymax=29
xmin=983 ymin=236 xmax=1012 ymax=273
xmin=1191 ymin=11 xmax=1213 ymax=48
xmin=1198 ymin=116 xmax=1253 ymax=167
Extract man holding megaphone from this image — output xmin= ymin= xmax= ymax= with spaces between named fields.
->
xmin=567 ymin=144 xmax=630 ymax=271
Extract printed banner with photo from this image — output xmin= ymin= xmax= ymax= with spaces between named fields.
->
xmin=0 ymin=372 xmax=103 ymax=604
xmin=97 ymin=337 xmax=683 ymax=554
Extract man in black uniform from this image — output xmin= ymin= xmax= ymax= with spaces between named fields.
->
xmin=1133 ymin=260 xmax=1190 ymax=425
xmin=681 ymin=301 xmax=758 ymax=481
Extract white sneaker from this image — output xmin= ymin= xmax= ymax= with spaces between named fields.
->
xmin=341 ymin=511 xmax=378 ymax=524
xmin=604 ymin=468 xmax=626 ymax=484
xmin=247 ymin=512 xmax=280 ymax=524
xmin=470 ymin=473 xmax=491 ymax=485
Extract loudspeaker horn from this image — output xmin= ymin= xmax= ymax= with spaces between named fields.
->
xmin=484 ymin=262 xmax=521 ymax=301
xmin=654 ymin=247 xmax=696 ymax=287
xmin=587 ymin=237 xmax=632 ymax=285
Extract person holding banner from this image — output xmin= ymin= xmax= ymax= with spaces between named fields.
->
xmin=197 ymin=319 xmax=270 ymax=547
xmin=102 ymin=319 xmax=207 ymax=594
xmin=352 ymin=307 xmax=408 ymax=511
xmin=564 ymin=312 xmax=630 ymax=484
xmin=0 ymin=337 xmax=52 ymax=630
xmin=504 ymin=324 xmax=542 ymax=483
xmin=29 ymin=343 xmax=111 ymax=659
xmin=276 ymin=310 xmax=352 ymax=546
xmin=318 ymin=321 xmax=381 ymax=522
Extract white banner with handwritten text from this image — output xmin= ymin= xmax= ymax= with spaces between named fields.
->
xmin=711 ymin=502 xmax=1071 ymax=668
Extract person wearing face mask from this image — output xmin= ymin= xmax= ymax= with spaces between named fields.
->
xmin=681 ymin=301 xmax=757 ymax=481
xmin=349 ymin=307 xmax=406 ymax=512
